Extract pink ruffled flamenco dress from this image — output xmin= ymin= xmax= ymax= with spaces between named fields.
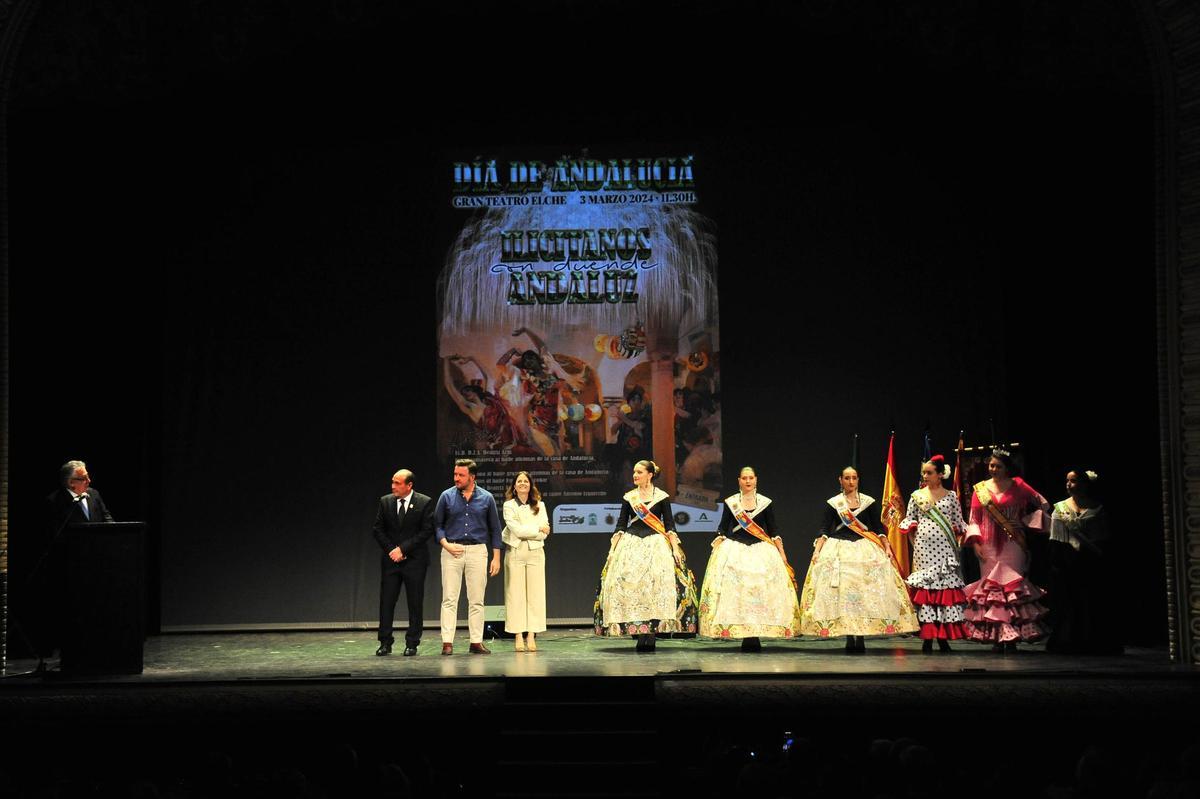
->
xmin=962 ymin=477 xmax=1051 ymax=644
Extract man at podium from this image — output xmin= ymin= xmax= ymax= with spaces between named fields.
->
xmin=47 ymin=459 xmax=114 ymax=527
xmin=40 ymin=459 xmax=143 ymax=673
xmin=28 ymin=460 xmax=118 ymax=661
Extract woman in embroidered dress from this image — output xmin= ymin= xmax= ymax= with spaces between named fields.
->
xmin=699 ymin=466 xmax=801 ymax=652
xmin=962 ymin=448 xmax=1052 ymax=652
xmin=799 ymin=466 xmax=919 ymax=652
xmin=502 ymin=471 xmax=550 ymax=652
xmin=1046 ymin=468 xmax=1120 ymax=655
xmin=897 ymin=455 xmax=968 ymax=653
xmin=594 ymin=460 xmax=699 ymax=652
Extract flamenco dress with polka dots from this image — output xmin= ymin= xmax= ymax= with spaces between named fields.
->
xmin=899 ymin=488 xmax=969 ymax=641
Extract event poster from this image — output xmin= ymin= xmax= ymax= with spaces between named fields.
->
xmin=437 ymin=153 xmax=722 ymax=532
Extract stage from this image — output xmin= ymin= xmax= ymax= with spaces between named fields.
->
xmin=2 ymin=631 xmax=1192 ymax=718
xmin=1 ymin=629 xmax=1184 ymax=682
xmin=1 ymin=632 xmax=1197 ymax=797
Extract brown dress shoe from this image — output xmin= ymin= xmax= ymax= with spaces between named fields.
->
xmin=441 ymin=643 xmax=453 ymax=656
xmin=469 ymin=643 xmax=491 ymax=655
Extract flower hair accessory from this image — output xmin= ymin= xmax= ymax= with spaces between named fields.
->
xmin=992 ymin=447 xmax=1011 ymax=458
xmin=1085 ymin=470 xmax=1099 ymax=481
xmin=929 ymin=455 xmax=951 ymax=479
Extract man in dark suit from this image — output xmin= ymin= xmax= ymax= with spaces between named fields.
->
xmin=372 ymin=469 xmax=434 ymax=656
xmin=47 ymin=460 xmax=115 ymax=529
xmin=36 ymin=460 xmax=115 ymax=656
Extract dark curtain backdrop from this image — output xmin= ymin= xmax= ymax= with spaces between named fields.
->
xmin=6 ymin=2 xmax=1161 ymax=640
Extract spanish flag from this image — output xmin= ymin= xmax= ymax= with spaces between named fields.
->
xmin=880 ymin=432 xmax=910 ymax=578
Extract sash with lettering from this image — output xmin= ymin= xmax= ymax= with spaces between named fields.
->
xmin=973 ymin=481 xmax=1027 ymax=552
xmin=629 ymin=489 xmax=671 ymax=538
xmin=828 ymin=493 xmax=904 ymax=574
xmin=625 ymin=488 xmax=699 ymax=628
xmin=726 ymin=494 xmax=797 ymax=589
xmin=912 ymin=487 xmax=961 ymax=554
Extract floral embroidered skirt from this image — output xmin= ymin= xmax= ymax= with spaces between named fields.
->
xmin=594 ymin=532 xmax=698 ymax=636
xmin=799 ymin=538 xmax=919 ymax=638
xmin=699 ymin=539 xmax=800 ymax=639
xmin=963 ymin=538 xmax=1048 ymax=643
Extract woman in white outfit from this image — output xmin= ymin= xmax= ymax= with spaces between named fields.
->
xmin=502 ymin=471 xmax=550 ymax=651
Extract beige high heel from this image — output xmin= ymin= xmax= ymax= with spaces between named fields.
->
xmin=514 ymin=633 xmax=526 ymax=652
xmin=526 ymin=633 xmax=537 ymax=652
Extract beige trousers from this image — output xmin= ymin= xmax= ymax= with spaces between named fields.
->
xmin=440 ymin=544 xmax=487 ymax=643
xmin=504 ymin=541 xmax=547 ymax=633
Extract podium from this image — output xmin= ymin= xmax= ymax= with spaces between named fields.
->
xmin=60 ymin=521 xmax=145 ymax=674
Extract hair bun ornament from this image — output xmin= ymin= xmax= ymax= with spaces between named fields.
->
xmin=648 ymin=460 xmax=660 ymax=475
xmin=1085 ymin=470 xmax=1099 ymax=481
xmin=992 ymin=447 xmax=1012 ymax=458
xmin=928 ymin=455 xmax=951 ymax=479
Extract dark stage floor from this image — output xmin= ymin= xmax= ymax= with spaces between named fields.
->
xmin=2 ymin=631 xmax=1193 ymax=755
xmin=2 ymin=633 xmax=1197 ymax=798
xmin=1 ymin=629 xmax=1184 ymax=682
xmin=2 ymin=631 xmax=1193 ymax=721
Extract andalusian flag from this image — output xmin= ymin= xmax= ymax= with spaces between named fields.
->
xmin=880 ymin=432 xmax=910 ymax=578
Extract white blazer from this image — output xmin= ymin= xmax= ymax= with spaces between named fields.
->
xmin=502 ymin=498 xmax=550 ymax=550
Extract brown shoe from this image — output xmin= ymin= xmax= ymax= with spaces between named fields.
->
xmin=441 ymin=643 xmax=453 ymax=656
xmin=469 ymin=643 xmax=491 ymax=655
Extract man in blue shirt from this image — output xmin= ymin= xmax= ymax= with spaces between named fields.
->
xmin=434 ymin=458 xmax=502 ymax=654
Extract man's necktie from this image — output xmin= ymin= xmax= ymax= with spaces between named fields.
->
xmin=398 ymin=498 xmax=406 ymax=517
xmin=80 ymin=497 xmax=90 ymax=521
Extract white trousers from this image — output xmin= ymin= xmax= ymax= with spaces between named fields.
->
xmin=504 ymin=541 xmax=546 ymax=634
xmin=440 ymin=544 xmax=487 ymax=644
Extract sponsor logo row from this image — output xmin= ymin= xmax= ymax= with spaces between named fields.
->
xmin=551 ymin=503 xmax=719 ymax=534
